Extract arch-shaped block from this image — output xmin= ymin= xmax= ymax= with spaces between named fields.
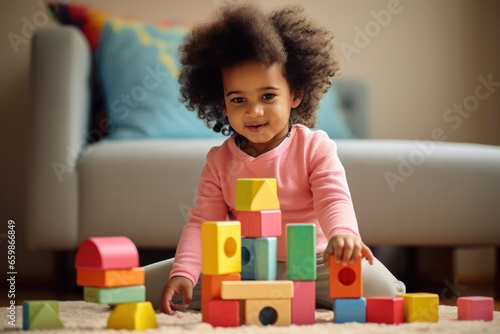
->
xmin=74 ymin=236 xmax=139 ymax=269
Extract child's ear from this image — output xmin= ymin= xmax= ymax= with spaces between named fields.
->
xmin=291 ymin=91 xmax=303 ymax=108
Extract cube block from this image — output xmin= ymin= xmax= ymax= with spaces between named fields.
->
xmin=201 ymin=221 xmax=241 ymax=275
xmin=235 ymin=210 xmax=282 ymax=237
xmin=76 ymin=267 xmax=144 ymax=287
xmin=287 ymin=224 xmax=316 ymax=280
xmin=334 ymin=298 xmax=366 ymax=323
xmin=329 ymin=255 xmax=362 ymax=299
xmin=235 ymin=178 xmax=280 ymax=211
xmin=291 ymin=281 xmax=315 ymax=325
xmin=457 ymin=296 xmax=493 ymax=321
xmin=366 ymin=297 xmax=404 ymax=324
xmin=397 ymin=292 xmax=439 ymax=322
xmin=207 ymin=299 xmax=240 ymax=327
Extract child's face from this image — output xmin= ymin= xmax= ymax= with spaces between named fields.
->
xmin=222 ymin=61 xmax=302 ymax=154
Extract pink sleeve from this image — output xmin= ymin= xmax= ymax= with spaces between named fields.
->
xmin=169 ymin=148 xmax=229 ymax=286
xmin=308 ymin=132 xmax=360 ymax=240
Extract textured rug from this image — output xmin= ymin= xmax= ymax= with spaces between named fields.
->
xmin=2 ymin=301 xmax=499 ymax=333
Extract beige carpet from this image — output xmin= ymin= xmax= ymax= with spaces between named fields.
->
xmin=2 ymin=301 xmax=499 ymax=333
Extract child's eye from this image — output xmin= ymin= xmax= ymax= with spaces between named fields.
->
xmin=231 ymin=97 xmax=246 ymax=104
xmin=262 ymin=93 xmax=275 ymax=101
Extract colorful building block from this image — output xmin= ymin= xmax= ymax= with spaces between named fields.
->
xmin=221 ymin=281 xmax=293 ymax=300
xmin=241 ymin=238 xmax=256 ymax=280
xmin=76 ymin=267 xmax=144 ymax=287
xmin=107 ymin=301 xmax=157 ymax=330
xmin=201 ymin=221 xmax=242 ymax=275
xmin=457 ymin=296 xmax=494 ymax=321
xmin=329 ymin=255 xmax=362 ymax=299
xmin=397 ymin=292 xmax=439 ymax=322
xmin=23 ymin=301 xmax=64 ymax=330
xmin=366 ymin=297 xmax=404 ymax=324
xmin=235 ymin=210 xmax=282 ymax=237
xmin=207 ymin=299 xmax=241 ymax=327
xmin=74 ymin=236 xmax=139 ymax=270
xmin=291 ymin=281 xmax=315 ymax=325
xmin=201 ymin=273 xmax=241 ymax=322
xmin=255 ymin=237 xmax=277 ymax=281
xmin=334 ymin=297 xmax=366 ymax=323
xmin=235 ymin=178 xmax=280 ymax=211
xmin=287 ymin=224 xmax=316 ymax=280
xmin=84 ymin=285 xmax=145 ymax=304
xmin=244 ymin=299 xmax=291 ymax=326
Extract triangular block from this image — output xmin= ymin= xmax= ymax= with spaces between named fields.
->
xmin=23 ymin=301 xmax=63 ymax=330
xmin=107 ymin=302 xmax=158 ymax=330
xmin=235 ymin=178 xmax=279 ymax=211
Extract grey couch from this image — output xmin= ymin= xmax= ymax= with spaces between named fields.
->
xmin=26 ymin=27 xmax=500 ymax=293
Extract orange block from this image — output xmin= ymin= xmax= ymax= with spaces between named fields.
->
xmin=201 ymin=274 xmax=241 ymax=323
xmin=329 ymin=255 xmax=362 ymax=299
xmin=75 ymin=236 xmax=139 ymax=269
xmin=77 ymin=267 xmax=144 ymax=287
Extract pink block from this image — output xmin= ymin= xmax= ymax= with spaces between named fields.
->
xmin=75 ymin=236 xmax=139 ymax=269
xmin=366 ymin=297 xmax=404 ymax=324
xmin=235 ymin=210 xmax=282 ymax=237
xmin=457 ymin=296 xmax=493 ymax=321
xmin=207 ymin=299 xmax=240 ymax=327
xmin=292 ymin=281 xmax=315 ymax=325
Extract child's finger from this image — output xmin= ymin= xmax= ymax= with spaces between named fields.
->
xmin=341 ymin=238 xmax=354 ymax=265
xmin=334 ymin=237 xmax=345 ymax=263
xmin=361 ymin=244 xmax=374 ymax=265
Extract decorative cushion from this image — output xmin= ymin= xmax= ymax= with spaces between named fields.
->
xmin=49 ymin=2 xmax=354 ymax=140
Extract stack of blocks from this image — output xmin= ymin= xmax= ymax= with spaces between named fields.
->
xmin=74 ymin=236 xmax=157 ymax=330
xmin=202 ymin=178 xmax=317 ymax=326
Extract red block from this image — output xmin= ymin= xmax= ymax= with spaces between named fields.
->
xmin=457 ymin=296 xmax=493 ymax=321
xmin=201 ymin=274 xmax=241 ymax=322
xmin=366 ymin=297 xmax=404 ymax=324
xmin=207 ymin=299 xmax=240 ymax=327
xmin=292 ymin=281 xmax=315 ymax=325
xmin=75 ymin=236 xmax=139 ymax=269
xmin=235 ymin=210 xmax=282 ymax=237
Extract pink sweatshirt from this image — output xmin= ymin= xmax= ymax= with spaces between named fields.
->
xmin=169 ymin=124 xmax=360 ymax=285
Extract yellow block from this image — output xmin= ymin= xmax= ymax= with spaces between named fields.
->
xmin=245 ymin=299 xmax=291 ymax=326
xmin=221 ymin=281 xmax=293 ymax=300
xmin=235 ymin=178 xmax=280 ymax=211
xmin=202 ymin=221 xmax=241 ymax=275
xmin=107 ymin=302 xmax=158 ymax=330
xmin=397 ymin=293 xmax=439 ymax=322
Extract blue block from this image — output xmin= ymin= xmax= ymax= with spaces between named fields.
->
xmin=334 ymin=298 xmax=366 ymax=323
xmin=255 ymin=237 xmax=277 ymax=280
xmin=241 ymin=238 xmax=256 ymax=280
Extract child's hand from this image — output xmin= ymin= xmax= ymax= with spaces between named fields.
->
xmin=323 ymin=234 xmax=374 ymax=267
xmin=160 ymin=276 xmax=193 ymax=315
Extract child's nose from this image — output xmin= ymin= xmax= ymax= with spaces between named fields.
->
xmin=246 ymin=102 xmax=264 ymax=117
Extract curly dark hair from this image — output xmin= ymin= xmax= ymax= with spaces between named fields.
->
xmin=178 ymin=2 xmax=340 ymax=135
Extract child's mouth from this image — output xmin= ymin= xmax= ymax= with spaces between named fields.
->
xmin=246 ymin=124 xmax=266 ymax=132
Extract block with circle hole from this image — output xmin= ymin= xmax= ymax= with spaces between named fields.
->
xmin=201 ymin=221 xmax=241 ymax=275
xmin=244 ymin=299 xmax=291 ymax=326
xmin=329 ymin=255 xmax=362 ymax=299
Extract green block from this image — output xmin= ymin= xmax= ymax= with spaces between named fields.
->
xmin=286 ymin=224 xmax=316 ymax=280
xmin=23 ymin=300 xmax=64 ymax=330
xmin=84 ymin=285 xmax=146 ymax=304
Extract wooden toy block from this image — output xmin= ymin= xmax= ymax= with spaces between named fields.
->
xmin=221 ymin=281 xmax=293 ymax=300
xmin=397 ymin=292 xmax=439 ymax=322
xmin=286 ymin=224 xmax=316 ymax=280
xmin=457 ymin=296 xmax=494 ymax=321
xmin=235 ymin=178 xmax=280 ymax=211
xmin=84 ymin=285 xmax=145 ymax=304
xmin=74 ymin=236 xmax=139 ymax=270
xmin=334 ymin=297 xmax=366 ymax=323
xmin=244 ymin=298 xmax=291 ymax=326
xmin=291 ymin=281 xmax=315 ymax=325
xmin=255 ymin=237 xmax=277 ymax=281
xmin=202 ymin=221 xmax=241 ymax=275
xmin=235 ymin=210 xmax=282 ymax=237
xmin=329 ymin=255 xmax=362 ymax=299
xmin=241 ymin=238 xmax=256 ymax=280
xmin=107 ymin=301 xmax=157 ymax=330
xmin=207 ymin=299 xmax=240 ymax=327
xmin=201 ymin=273 xmax=241 ymax=322
xmin=23 ymin=301 xmax=63 ymax=330
xmin=366 ymin=297 xmax=404 ymax=324
xmin=77 ymin=267 xmax=144 ymax=287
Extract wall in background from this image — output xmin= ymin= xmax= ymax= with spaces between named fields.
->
xmin=1 ymin=0 xmax=498 ymax=280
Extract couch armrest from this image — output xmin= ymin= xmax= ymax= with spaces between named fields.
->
xmin=25 ymin=26 xmax=91 ymax=250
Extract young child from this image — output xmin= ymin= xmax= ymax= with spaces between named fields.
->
xmin=145 ymin=2 xmax=405 ymax=315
